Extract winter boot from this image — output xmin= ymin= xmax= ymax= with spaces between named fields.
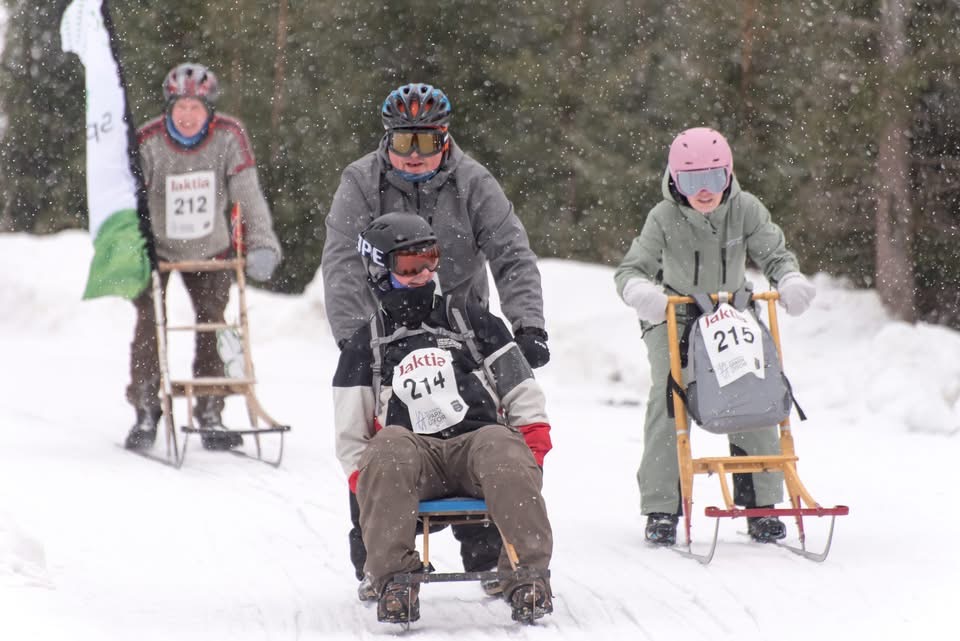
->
xmin=124 ymin=407 xmax=162 ymax=450
xmin=645 ymin=512 xmax=679 ymax=546
xmin=377 ymin=580 xmax=420 ymax=624
xmin=747 ymin=511 xmax=787 ymax=543
xmin=357 ymin=576 xmax=377 ymax=602
xmin=508 ymin=579 xmax=553 ymax=624
xmin=195 ymin=397 xmax=243 ymax=451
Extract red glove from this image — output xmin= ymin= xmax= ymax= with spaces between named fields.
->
xmin=348 ymin=469 xmax=360 ymax=494
xmin=518 ymin=423 xmax=552 ymax=466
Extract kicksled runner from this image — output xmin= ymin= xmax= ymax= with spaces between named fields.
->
xmin=139 ymin=206 xmax=290 ymax=468
xmin=664 ymin=290 xmax=848 ymax=564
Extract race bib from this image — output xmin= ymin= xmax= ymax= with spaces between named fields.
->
xmin=697 ymin=303 xmax=765 ymax=387
xmin=165 ymin=171 xmax=215 ymax=239
xmin=392 ymin=347 xmax=468 ymax=434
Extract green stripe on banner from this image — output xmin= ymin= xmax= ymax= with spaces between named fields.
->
xmin=82 ymin=209 xmax=151 ymax=300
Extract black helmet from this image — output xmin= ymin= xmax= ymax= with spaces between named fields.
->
xmin=381 ymin=83 xmax=452 ymax=130
xmin=358 ymin=213 xmax=439 ymax=293
xmin=163 ymin=63 xmax=220 ymax=105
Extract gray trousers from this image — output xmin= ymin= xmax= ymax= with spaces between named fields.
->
xmin=126 ymin=270 xmax=231 ymax=412
xmin=640 ymin=322 xmax=784 ymax=515
xmin=357 ymin=425 xmax=552 ymax=596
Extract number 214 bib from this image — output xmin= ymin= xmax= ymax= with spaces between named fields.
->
xmin=392 ymin=347 xmax=468 ymax=434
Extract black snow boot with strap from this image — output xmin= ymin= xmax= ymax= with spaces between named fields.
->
xmin=645 ymin=512 xmax=679 ymax=546
xmin=195 ymin=397 xmax=243 ymax=450
xmin=747 ymin=507 xmax=787 ymax=543
xmin=124 ymin=407 xmax=162 ymax=450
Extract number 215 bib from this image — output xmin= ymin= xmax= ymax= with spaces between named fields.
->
xmin=697 ymin=303 xmax=766 ymax=388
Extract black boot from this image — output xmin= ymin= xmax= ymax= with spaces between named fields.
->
xmin=377 ymin=580 xmax=420 ymax=623
xmin=644 ymin=512 xmax=679 ymax=546
xmin=195 ymin=397 xmax=243 ymax=450
xmin=124 ymin=407 xmax=162 ymax=450
xmin=747 ymin=505 xmax=787 ymax=542
xmin=747 ymin=515 xmax=787 ymax=542
xmin=507 ymin=579 xmax=553 ymax=624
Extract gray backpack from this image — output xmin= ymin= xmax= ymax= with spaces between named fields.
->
xmin=669 ymin=291 xmax=802 ymax=434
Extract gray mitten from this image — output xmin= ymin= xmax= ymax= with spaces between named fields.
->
xmin=246 ymin=247 xmax=279 ymax=282
xmin=776 ymin=272 xmax=816 ymax=316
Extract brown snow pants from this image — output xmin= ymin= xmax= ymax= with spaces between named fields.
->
xmin=126 ymin=269 xmax=231 ymax=413
xmin=357 ymin=424 xmax=552 ymax=597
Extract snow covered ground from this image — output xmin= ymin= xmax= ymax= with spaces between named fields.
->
xmin=1 ymin=230 xmax=958 ymax=640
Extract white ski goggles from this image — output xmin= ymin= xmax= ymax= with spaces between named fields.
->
xmin=676 ymin=168 xmax=729 ymax=196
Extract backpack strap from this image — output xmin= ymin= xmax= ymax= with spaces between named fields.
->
xmin=367 ymin=311 xmax=430 ymax=416
xmin=666 ymin=372 xmax=688 ymax=420
xmin=368 ymin=314 xmax=384 ymax=417
xmin=732 ymin=286 xmax=754 ymax=311
xmin=782 ymin=374 xmax=807 ymax=421
xmin=445 ymin=298 xmax=484 ymax=364
xmin=691 ymin=293 xmax=715 ymax=315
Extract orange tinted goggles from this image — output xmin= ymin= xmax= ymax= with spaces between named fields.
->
xmin=389 ymin=131 xmax=445 ymax=156
xmin=390 ymin=243 xmax=441 ymax=276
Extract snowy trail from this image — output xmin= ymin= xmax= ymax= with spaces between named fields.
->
xmin=1 ymin=231 xmax=958 ymax=640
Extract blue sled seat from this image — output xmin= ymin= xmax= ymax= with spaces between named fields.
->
xmin=418 ymin=497 xmax=488 ymax=515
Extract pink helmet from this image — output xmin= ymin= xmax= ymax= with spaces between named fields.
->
xmin=667 ymin=127 xmax=733 ymax=194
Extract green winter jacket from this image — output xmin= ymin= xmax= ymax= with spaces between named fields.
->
xmin=614 ymin=171 xmax=799 ymax=300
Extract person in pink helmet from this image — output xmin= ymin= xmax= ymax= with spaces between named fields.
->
xmin=613 ymin=127 xmax=816 ymax=546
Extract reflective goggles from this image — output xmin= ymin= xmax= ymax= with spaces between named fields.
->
xmin=675 ymin=167 xmax=729 ymax=196
xmin=389 ymin=131 xmax=446 ymax=156
xmin=389 ymin=243 xmax=441 ymax=276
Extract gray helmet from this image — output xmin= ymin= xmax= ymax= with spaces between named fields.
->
xmin=381 ymin=83 xmax=452 ymax=130
xmin=163 ymin=63 xmax=220 ymax=105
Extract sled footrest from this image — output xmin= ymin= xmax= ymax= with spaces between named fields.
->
xmin=392 ymin=568 xmax=550 ymax=585
xmin=705 ymin=505 xmax=850 ymax=518
xmin=181 ymin=425 xmax=291 ymax=436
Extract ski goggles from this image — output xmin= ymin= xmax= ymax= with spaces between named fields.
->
xmin=389 ymin=131 xmax=446 ymax=156
xmin=675 ymin=167 xmax=729 ymax=196
xmin=389 ymin=243 xmax=442 ymax=276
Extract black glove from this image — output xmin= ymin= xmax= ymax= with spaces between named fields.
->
xmin=514 ymin=327 xmax=550 ymax=368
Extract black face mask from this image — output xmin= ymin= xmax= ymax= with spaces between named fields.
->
xmin=379 ymin=280 xmax=437 ymax=327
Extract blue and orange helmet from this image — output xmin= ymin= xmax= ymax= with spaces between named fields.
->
xmin=381 ymin=83 xmax=452 ymax=130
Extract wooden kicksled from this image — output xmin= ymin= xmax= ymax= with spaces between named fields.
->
xmin=665 ymin=291 xmax=848 ymax=564
xmin=152 ymin=207 xmax=290 ymax=468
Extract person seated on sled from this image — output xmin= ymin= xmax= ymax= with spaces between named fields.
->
xmin=613 ymin=127 xmax=817 ymax=546
xmin=332 ymin=212 xmax=554 ymax=624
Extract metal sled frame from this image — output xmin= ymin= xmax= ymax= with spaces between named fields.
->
xmin=153 ymin=253 xmax=290 ymax=469
xmin=390 ymin=498 xmax=550 ymax=626
xmin=666 ymin=291 xmax=848 ymax=564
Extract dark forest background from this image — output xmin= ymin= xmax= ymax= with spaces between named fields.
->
xmin=2 ymin=1 xmax=959 ymax=326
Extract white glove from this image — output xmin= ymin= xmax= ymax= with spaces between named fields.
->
xmin=246 ymin=247 xmax=279 ymax=282
xmin=621 ymin=278 xmax=668 ymax=324
xmin=776 ymin=272 xmax=816 ymax=316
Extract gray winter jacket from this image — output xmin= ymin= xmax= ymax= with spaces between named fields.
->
xmin=137 ymin=113 xmax=281 ymax=263
xmin=614 ymin=171 xmax=799 ymax=299
xmin=322 ymin=136 xmax=544 ymax=344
